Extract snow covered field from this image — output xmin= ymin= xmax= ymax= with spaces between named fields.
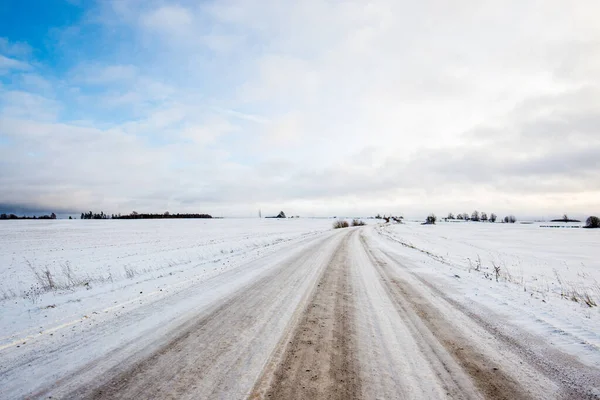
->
xmin=379 ymin=221 xmax=600 ymax=308
xmin=376 ymin=221 xmax=600 ymax=366
xmin=0 ymin=219 xmax=332 ymax=342
xmin=1 ymin=219 xmax=599 ymax=398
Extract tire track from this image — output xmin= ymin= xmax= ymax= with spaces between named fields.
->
xmin=372 ymin=231 xmax=600 ymax=399
xmin=358 ymin=232 xmax=547 ymax=399
xmin=35 ymin=230 xmax=346 ymax=399
xmin=250 ymin=229 xmax=361 ymax=400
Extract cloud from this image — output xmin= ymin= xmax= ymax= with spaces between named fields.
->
xmin=72 ymin=64 xmax=138 ymax=85
xmin=0 ymin=37 xmax=32 ymax=57
xmin=1 ymin=1 xmax=600 ymax=217
xmin=0 ymin=55 xmax=31 ymax=73
xmin=0 ymin=90 xmax=61 ymax=121
xmin=140 ymin=5 xmax=193 ymax=36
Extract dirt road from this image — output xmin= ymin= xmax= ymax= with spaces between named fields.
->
xmin=5 ymin=227 xmax=600 ymax=399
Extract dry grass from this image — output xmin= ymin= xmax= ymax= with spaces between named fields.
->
xmin=333 ymin=220 xmax=349 ymax=229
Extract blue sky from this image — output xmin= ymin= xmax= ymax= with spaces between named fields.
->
xmin=1 ymin=0 xmax=599 ymax=218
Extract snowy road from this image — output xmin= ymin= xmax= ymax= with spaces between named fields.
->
xmin=2 ymin=225 xmax=599 ymax=399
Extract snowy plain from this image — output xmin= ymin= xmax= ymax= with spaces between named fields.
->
xmin=0 ymin=219 xmax=333 ymax=344
xmin=1 ymin=218 xmax=599 ymax=398
xmin=376 ymin=220 xmax=600 ymax=367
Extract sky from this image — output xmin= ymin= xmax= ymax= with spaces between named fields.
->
xmin=0 ymin=0 xmax=599 ymax=219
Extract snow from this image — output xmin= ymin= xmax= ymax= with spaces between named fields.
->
xmin=0 ymin=219 xmax=332 ymax=344
xmin=1 ymin=218 xmax=599 ymax=397
xmin=374 ymin=221 xmax=600 ymax=367
xmin=0 ymin=218 xmax=338 ymax=398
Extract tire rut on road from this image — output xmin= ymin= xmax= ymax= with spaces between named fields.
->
xmin=52 ymin=231 xmax=345 ymax=400
xmin=250 ymin=229 xmax=361 ymax=400
xmin=374 ymin=242 xmax=600 ymax=400
xmin=358 ymin=232 xmax=535 ymax=400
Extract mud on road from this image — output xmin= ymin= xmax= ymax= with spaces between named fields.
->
xmin=250 ymin=231 xmax=361 ymax=400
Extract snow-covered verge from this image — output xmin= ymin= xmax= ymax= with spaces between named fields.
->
xmin=0 ymin=219 xmax=333 ymax=344
xmin=374 ymin=221 xmax=600 ymax=367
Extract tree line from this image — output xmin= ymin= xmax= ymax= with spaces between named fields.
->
xmin=113 ymin=211 xmax=212 ymax=219
xmin=0 ymin=213 xmax=56 ymax=220
xmin=80 ymin=211 xmax=212 ymax=219
xmin=445 ymin=211 xmax=512 ymax=223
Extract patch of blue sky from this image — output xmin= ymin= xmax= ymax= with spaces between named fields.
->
xmin=0 ymin=135 xmax=13 ymax=146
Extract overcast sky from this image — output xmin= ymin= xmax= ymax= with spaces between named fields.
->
xmin=1 ymin=1 xmax=599 ymax=218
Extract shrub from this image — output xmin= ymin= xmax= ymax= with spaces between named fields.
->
xmin=585 ymin=216 xmax=600 ymax=229
xmin=351 ymin=219 xmax=366 ymax=227
xmin=425 ymin=214 xmax=437 ymax=225
xmin=333 ymin=220 xmax=349 ymax=229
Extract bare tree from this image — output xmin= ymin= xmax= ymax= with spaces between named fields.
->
xmin=471 ymin=210 xmax=480 ymax=221
xmin=447 ymin=213 xmax=455 ymax=220
xmin=489 ymin=213 xmax=497 ymax=223
xmin=481 ymin=212 xmax=488 ymax=221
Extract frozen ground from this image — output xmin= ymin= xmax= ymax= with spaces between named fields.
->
xmin=0 ymin=219 xmax=332 ymax=341
xmin=377 ymin=221 xmax=600 ymax=370
xmin=1 ymin=219 xmax=599 ymax=399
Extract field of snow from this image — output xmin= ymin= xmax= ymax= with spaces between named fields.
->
xmin=1 ymin=219 xmax=599 ymax=398
xmin=376 ymin=221 xmax=600 ymax=366
xmin=378 ymin=221 xmax=600 ymax=307
xmin=0 ymin=219 xmax=332 ymax=341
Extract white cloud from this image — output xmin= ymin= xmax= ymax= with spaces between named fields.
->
xmin=0 ymin=90 xmax=61 ymax=121
xmin=0 ymin=37 xmax=32 ymax=57
xmin=72 ymin=64 xmax=138 ymax=85
xmin=0 ymin=55 xmax=31 ymax=73
xmin=2 ymin=0 xmax=600 ymax=217
xmin=140 ymin=5 xmax=193 ymax=36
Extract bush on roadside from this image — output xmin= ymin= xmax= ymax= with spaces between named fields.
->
xmin=585 ymin=216 xmax=600 ymax=229
xmin=351 ymin=219 xmax=366 ymax=227
xmin=333 ymin=220 xmax=349 ymax=229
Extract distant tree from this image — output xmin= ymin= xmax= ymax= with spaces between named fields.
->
xmin=425 ymin=214 xmax=437 ymax=224
xmin=481 ymin=212 xmax=488 ymax=222
xmin=585 ymin=216 xmax=600 ymax=229
xmin=504 ymin=215 xmax=516 ymax=223
xmin=563 ymin=214 xmax=569 ymax=222
xmin=463 ymin=213 xmax=470 ymax=220
xmin=51 ymin=213 xmax=56 ymax=220
xmin=0 ymin=213 xmax=6 ymax=220
xmin=164 ymin=211 xmax=170 ymax=216
xmin=489 ymin=213 xmax=497 ymax=223
xmin=471 ymin=210 xmax=480 ymax=221
xmin=447 ymin=213 xmax=455 ymax=220
xmin=69 ymin=216 xmax=72 ymax=220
